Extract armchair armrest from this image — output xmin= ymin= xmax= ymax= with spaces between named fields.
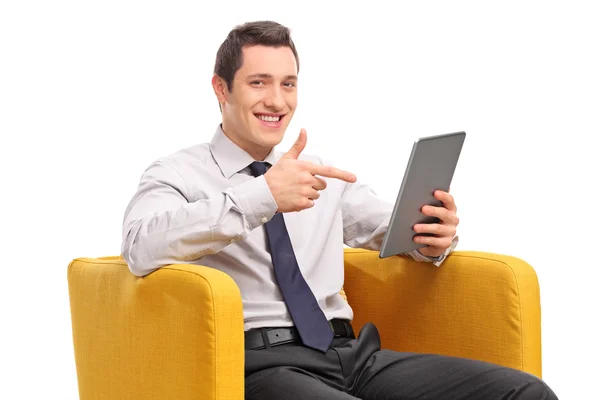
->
xmin=342 ymin=249 xmax=542 ymax=378
xmin=67 ymin=257 xmax=244 ymax=400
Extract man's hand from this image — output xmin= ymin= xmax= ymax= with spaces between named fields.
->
xmin=264 ymin=129 xmax=357 ymax=213
xmin=412 ymin=190 xmax=459 ymax=258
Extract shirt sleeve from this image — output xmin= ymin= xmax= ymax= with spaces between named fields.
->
xmin=340 ymin=177 xmax=458 ymax=265
xmin=341 ymin=178 xmax=393 ymax=250
xmin=121 ymin=160 xmax=278 ymax=276
xmin=407 ymin=235 xmax=460 ymax=267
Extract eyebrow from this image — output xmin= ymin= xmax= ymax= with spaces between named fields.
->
xmin=246 ymin=73 xmax=298 ymax=81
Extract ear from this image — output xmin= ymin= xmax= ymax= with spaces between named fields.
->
xmin=211 ymin=74 xmax=228 ymax=106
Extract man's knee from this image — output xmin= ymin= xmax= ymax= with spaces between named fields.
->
xmin=512 ymin=374 xmax=558 ymax=400
xmin=530 ymin=379 xmax=558 ymax=400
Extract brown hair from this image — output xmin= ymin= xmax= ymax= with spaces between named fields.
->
xmin=214 ymin=21 xmax=300 ymax=92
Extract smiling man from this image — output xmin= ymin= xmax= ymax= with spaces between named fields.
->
xmin=212 ymin=44 xmax=299 ymax=161
xmin=121 ymin=21 xmax=557 ymax=400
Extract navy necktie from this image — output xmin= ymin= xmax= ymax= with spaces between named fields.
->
xmin=249 ymin=161 xmax=334 ymax=353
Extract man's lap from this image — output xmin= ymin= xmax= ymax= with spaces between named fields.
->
xmin=353 ymin=349 xmax=555 ymax=399
xmin=245 ymin=323 xmax=557 ymax=400
xmin=246 ymin=366 xmax=360 ymax=400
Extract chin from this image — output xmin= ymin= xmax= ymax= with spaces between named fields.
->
xmin=252 ymin=124 xmax=287 ymax=143
xmin=257 ymin=132 xmax=285 ymax=147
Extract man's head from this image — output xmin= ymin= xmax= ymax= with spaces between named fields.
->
xmin=212 ymin=21 xmax=300 ymax=160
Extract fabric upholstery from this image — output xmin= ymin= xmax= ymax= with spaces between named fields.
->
xmin=343 ymin=249 xmax=542 ymax=377
xmin=68 ymin=256 xmax=244 ymax=400
xmin=67 ymin=250 xmax=542 ymax=399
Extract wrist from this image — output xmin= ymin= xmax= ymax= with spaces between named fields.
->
xmin=416 ymin=247 xmax=444 ymax=259
xmin=262 ymin=172 xmax=281 ymax=213
xmin=232 ymin=176 xmax=278 ymax=229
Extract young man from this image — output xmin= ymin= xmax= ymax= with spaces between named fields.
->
xmin=121 ymin=21 xmax=557 ymax=400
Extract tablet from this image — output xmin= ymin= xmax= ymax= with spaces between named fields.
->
xmin=379 ymin=131 xmax=466 ymax=258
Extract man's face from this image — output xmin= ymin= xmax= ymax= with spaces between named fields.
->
xmin=215 ymin=45 xmax=298 ymax=159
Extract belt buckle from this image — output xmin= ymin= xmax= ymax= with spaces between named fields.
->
xmin=266 ymin=327 xmax=298 ymax=348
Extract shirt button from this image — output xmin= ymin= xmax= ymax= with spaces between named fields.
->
xmin=261 ymin=217 xmax=268 ymax=223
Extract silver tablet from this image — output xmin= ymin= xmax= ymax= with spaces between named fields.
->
xmin=379 ymin=131 xmax=466 ymax=258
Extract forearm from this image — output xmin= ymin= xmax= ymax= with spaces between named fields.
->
xmin=341 ymin=176 xmax=394 ymax=250
xmin=343 ymin=213 xmax=389 ymax=250
xmin=121 ymin=162 xmax=277 ymax=276
xmin=340 ymin=179 xmax=457 ymax=265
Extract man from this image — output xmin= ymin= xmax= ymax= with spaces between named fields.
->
xmin=121 ymin=20 xmax=557 ymax=400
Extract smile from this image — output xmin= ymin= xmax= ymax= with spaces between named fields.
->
xmin=254 ymin=113 xmax=285 ymax=127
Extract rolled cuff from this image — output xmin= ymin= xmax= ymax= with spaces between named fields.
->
xmin=232 ymin=176 xmax=278 ymax=230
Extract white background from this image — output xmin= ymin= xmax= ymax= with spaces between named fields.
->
xmin=1 ymin=0 xmax=597 ymax=398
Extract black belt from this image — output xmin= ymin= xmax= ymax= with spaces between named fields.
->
xmin=245 ymin=319 xmax=355 ymax=350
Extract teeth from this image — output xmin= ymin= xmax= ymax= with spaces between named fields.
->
xmin=258 ymin=115 xmax=281 ymax=122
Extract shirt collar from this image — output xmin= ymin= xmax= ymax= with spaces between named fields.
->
xmin=209 ymin=125 xmax=281 ymax=178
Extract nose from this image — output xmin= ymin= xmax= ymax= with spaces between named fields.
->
xmin=263 ymin=86 xmax=285 ymax=111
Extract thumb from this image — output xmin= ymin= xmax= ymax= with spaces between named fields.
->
xmin=284 ymin=129 xmax=307 ymax=159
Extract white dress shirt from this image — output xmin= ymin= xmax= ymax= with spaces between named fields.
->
xmin=121 ymin=125 xmax=458 ymax=330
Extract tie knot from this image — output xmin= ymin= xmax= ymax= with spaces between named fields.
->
xmin=249 ymin=161 xmax=269 ymax=177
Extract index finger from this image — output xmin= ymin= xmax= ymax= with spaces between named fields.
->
xmin=305 ymin=163 xmax=356 ymax=183
xmin=434 ymin=190 xmax=457 ymax=212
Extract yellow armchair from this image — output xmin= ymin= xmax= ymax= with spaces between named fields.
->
xmin=67 ymin=249 xmax=542 ymax=400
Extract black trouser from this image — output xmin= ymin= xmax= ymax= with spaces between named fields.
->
xmin=245 ymin=322 xmax=558 ymax=399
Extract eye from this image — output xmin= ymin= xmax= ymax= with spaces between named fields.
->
xmin=283 ymin=82 xmax=296 ymax=88
xmin=250 ymin=80 xmax=265 ymax=87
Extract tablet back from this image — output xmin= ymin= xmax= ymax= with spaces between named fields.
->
xmin=379 ymin=131 xmax=466 ymax=258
